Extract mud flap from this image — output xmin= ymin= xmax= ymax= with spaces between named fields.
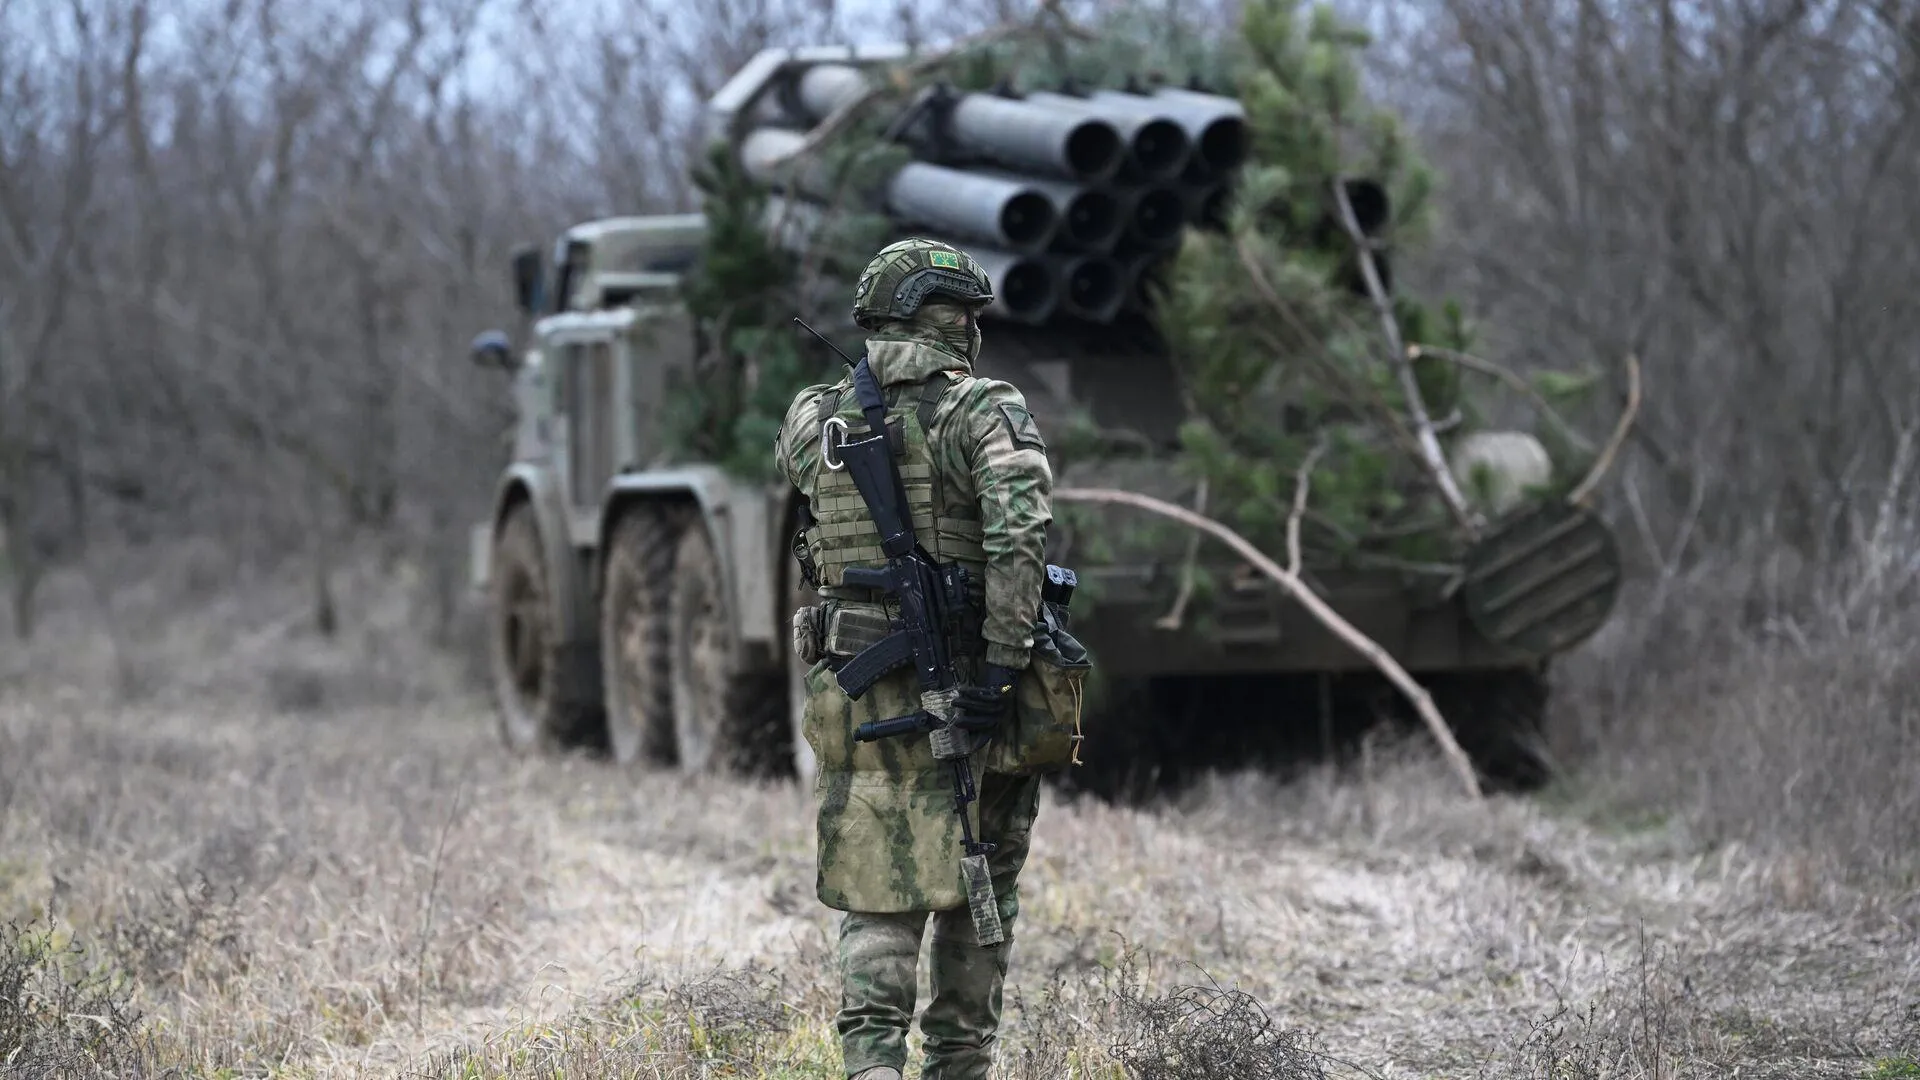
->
xmin=1460 ymin=501 xmax=1623 ymax=659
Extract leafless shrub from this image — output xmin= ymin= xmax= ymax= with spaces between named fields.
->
xmin=1547 ymin=554 xmax=1920 ymax=902
xmin=104 ymin=872 xmax=250 ymax=995
xmin=0 ymin=917 xmax=156 ymax=1079
xmin=1108 ymin=952 xmax=1334 ymax=1080
xmin=654 ymin=962 xmax=801 ymax=1060
xmin=1499 ymin=929 xmax=1918 ymax=1080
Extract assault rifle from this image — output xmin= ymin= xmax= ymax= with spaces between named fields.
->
xmin=791 ymin=316 xmax=1002 ymax=945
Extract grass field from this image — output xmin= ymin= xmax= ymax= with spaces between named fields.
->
xmin=1 ymin=543 xmax=1915 ymax=1078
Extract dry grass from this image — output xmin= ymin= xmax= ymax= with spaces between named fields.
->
xmin=0 ymin=539 xmax=1915 ymax=1078
xmin=1550 ymin=536 xmax=1920 ymax=904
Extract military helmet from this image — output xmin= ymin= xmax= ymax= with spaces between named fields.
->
xmin=851 ymin=237 xmax=994 ymax=330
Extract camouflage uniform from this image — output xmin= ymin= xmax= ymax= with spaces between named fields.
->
xmin=776 ymin=239 xmax=1053 ymax=1079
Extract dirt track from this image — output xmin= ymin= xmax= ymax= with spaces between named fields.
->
xmin=2 ymin=681 xmax=1912 ymax=1079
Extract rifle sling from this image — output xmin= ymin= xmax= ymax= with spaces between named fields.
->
xmin=835 ymin=362 xmax=1002 ymax=908
xmin=849 ymin=357 xmax=917 ymax=559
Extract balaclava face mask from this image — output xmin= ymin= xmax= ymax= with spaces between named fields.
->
xmin=922 ymin=300 xmax=983 ymax=364
xmin=937 ymin=306 xmax=983 ymax=364
xmin=869 ymin=300 xmax=983 ymax=366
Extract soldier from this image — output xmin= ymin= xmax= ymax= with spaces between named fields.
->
xmin=776 ymin=237 xmax=1055 ymax=1080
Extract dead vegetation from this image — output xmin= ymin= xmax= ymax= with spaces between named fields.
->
xmin=0 ymin=916 xmax=155 ymax=1078
xmin=0 ymin=539 xmax=1914 ymax=1079
xmin=1548 ymin=538 xmax=1920 ymax=906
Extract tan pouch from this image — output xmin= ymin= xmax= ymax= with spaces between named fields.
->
xmin=792 ymin=605 xmax=825 ymax=665
xmin=983 ymin=605 xmax=1090 ymax=776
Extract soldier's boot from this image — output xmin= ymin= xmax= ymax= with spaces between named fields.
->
xmin=917 ymin=911 xmax=1016 ymax=1080
xmin=836 ymin=910 xmax=927 ymax=1078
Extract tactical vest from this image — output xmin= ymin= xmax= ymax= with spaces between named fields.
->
xmin=800 ymin=371 xmax=988 ymax=603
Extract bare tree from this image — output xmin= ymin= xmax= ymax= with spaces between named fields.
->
xmin=0 ymin=0 xmax=921 ymax=639
xmin=11 ymin=0 xmax=1903 ymax=657
xmin=1381 ymin=0 xmax=1920 ymax=577
xmin=0 ymin=0 xmax=142 ymax=636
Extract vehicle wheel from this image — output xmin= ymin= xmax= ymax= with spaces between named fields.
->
xmin=668 ymin=518 xmax=787 ymax=775
xmin=600 ymin=506 xmax=683 ymax=765
xmin=1425 ymin=667 xmax=1556 ymax=793
xmin=488 ymin=503 xmax=599 ymax=753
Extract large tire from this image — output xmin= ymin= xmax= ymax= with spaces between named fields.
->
xmin=487 ymin=503 xmax=600 ymax=753
xmin=599 ymin=506 xmax=684 ymax=765
xmin=1425 ymin=667 xmax=1556 ymax=793
xmin=667 ymin=518 xmax=787 ymax=775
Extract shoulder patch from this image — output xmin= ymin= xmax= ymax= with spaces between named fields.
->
xmin=998 ymin=402 xmax=1046 ymax=452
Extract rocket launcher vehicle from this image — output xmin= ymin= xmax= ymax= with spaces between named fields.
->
xmin=726 ymin=57 xmax=1388 ymax=326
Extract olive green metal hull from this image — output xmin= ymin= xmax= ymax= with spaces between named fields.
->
xmin=1064 ymin=500 xmax=1624 ymax=677
xmin=1071 ymin=568 xmax=1532 ymax=675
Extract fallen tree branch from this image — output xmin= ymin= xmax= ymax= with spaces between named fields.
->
xmin=1567 ymin=352 xmax=1641 ymax=506
xmin=1154 ymin=476 xmax=1208 ymax=631
xmin=1331 ymin=179 xmax=1481 ymax=536
xmin=1054 ymin=486 xmax=1484 ymax=800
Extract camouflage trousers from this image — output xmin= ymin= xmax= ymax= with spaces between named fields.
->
xmin=836 ymin=771 xmax=1042 ymax=1080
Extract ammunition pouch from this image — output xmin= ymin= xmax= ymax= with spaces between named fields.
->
xmin=812 ymin=598 xmax=987 ymax=664
xmin=792 ymin=604 xmax=825 ymax=666
xmin=825 ymin=603 xmax=893 ymax=659
xmin=982 ymin=602 xmax=1090 ymax=777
